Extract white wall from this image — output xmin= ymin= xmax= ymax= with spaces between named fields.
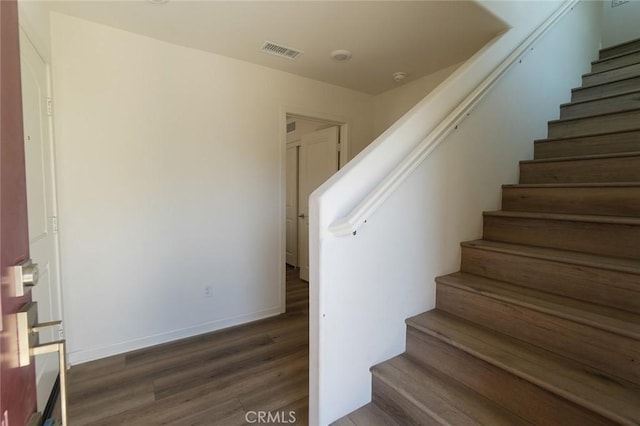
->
xmin=372 ymin=63 xmax=461 ymax=138
xmin=49 ymin=12 xmax=374 ymax=365
xmin=286 ymin=117 xmax=333 ymax=145
xmin=310 ymin=1 xmax=602 ymax=424
xmin=18 ymin=0 xmax=52 ymax=63
xmin=601 ymin=0 xmax=640 ymax=47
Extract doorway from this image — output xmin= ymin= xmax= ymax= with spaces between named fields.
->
xmin=284 ymin=114 xmax=346 ymax=283
xmin=19 ymin=27 xmax=64 ymax=413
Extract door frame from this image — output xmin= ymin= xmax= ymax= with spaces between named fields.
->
xmin=18 ymin=24 xmax=65 ymax=342
xmin=279 ymin=107 xmax=349 ymax=312
xmin=285 ymin=140 xmax=301 ymax=268
xmin=19 ymin=25 xmax=66 ymax=409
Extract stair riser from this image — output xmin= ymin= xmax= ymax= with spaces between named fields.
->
xmin=461 ymin=246 xmax=640 ymax=314
xmin=405 ymin=328 xmax=613 ymax=426
xmin=572 ymin=76 xmax=640 ymax=102
xmin=483 ymin=215 xmax=640 ymax=259
xmin=502 ymin=186 xmax=640 ymax=216
xmin=372 ymin=377 xmax=440 ymax=426
xmin=583 ymin=63 xmax=640 ymax=86
xmin=534 ymin=131 xmax=640 ymax=159
xmin=520 ymin=156 xmax=640 ymax=184
xmin=600 ymin=40 xmax=640 ymax=60
xmin=548 ymin=110 xmax=640 ymax=139
xmin=560 ymin=92 xmax=640 ymax=119
xmin=436 ymin=283 xmax=640 ymax=385
xmin=593 ymin=51 xmax=640 ymax=73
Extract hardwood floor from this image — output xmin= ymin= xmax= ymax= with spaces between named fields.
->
xmin=66 ymin=267 xmax=309 ymax=425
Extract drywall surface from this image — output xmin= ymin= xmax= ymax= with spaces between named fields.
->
xmin=372 ymin=63 xmax=461 ymax=138
xmin=309 ymin=1 xmax=601 ymax=424
xmin=50 ymin=12 xmax=373 ymax=365
xmin=18 ymin=0 xmax=52 ymax=62
xmin=286 ymin=117 xmax=334 ymax=145
xmin=601 ymin=0 xmax=640 ymax=47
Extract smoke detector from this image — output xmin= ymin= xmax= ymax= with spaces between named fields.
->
xmin=393 ymin=72 xmax=408 ymax=83
xmin=331 ymin=50 xmax=352 ymax=62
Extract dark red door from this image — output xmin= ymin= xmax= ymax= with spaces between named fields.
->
xmin=1 ymin=0 xmax=38 ymax=424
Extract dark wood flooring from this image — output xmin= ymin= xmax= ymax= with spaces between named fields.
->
xmin=66 ymin=266 xmax=309 ymax=425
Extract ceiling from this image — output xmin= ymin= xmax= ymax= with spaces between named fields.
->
xmin=32 ymin=1 xmax=507 ymax=95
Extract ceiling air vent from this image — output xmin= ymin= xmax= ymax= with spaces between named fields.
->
xmin=287 ymin=121 xmax=296 ymax=134
xmin=260 ymin=41 xmax=303 ymax=60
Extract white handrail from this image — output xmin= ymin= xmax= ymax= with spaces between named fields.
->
xmin=329 ymin=0 xmax=579 ymax=237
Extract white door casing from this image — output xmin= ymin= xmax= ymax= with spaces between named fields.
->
xmin=20 ymin=28 xmax=64 ymax=411
xmin=298 ymin=126 xmax=339 ymax=281
xmin=286 ymin=143 xmax=299 ymax=267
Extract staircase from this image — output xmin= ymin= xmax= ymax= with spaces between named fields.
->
xmin=333 ymin=38 xmax=640 ymax=426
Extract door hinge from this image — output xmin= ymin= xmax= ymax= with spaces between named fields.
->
xmin=51 ymin=216 xmax=58 ymax=233
xmin=337 ymin=143 xmax=341 ymax=152
xmin=46 ymin=97 xmax=53 ymax=116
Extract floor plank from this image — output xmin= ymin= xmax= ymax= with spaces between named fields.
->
xmin=67 ymin=266 xmax=309 ymax=425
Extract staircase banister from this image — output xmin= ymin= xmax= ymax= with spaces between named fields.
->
xmin=328 ymin=0 xmax=579 ymax=237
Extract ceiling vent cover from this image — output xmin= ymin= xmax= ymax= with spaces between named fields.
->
xmin=260 ymin=41 xmax=303 ymax=60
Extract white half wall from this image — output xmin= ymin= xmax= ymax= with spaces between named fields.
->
xmin=601 ymin=0 xmax=640 ymax=47
xmin=310 ymin=1 xmax=602 ymax=424
xmin=49 ymin=12 xmax=374 ymax=365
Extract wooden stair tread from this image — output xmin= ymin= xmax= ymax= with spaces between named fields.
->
xmin=501 ymin=182 xmax=640 ymax=216
xmin=461 ymin=239 xmax=640 ymax=275
xmin=592 ymin=48 xmax=640 ymax=65
xmin=573 ymin=75 xmax=640 ymax=92
xmin=547 ymin=109 xmax=640 ymax=139
xmin=533 ymin=130 xmax=640 ymax=160
xmin=483 ymin=210 xmax=640 ymax=226
xmin=461 ymin=240 xmax=640 ymax=314
xmin=372 ymin=355 xmax=528 ymax=425
xmin=436 ymin=272 xmax=640 ymax=339
xmin=582 ymin=63 xmax=640 ymax=87
xmin=559 ymin=88 xmax=640 ymax=108
xmin=548 ymin=107 xmax=640 ymax=124
xmin=520 ymin=151 xmax=640 ymax=164
xmin=559 ymin=90 xmax=640 ymax=120
xmin=582 ymin=61 xmax=640 ymax=78
xmin=406 ymin=311 xmax=640 ymax=425
xmin=534 ymin=128 xmax=640 ymax=144
xmin=503 ymin=182 xmax=640 ymax=189
xmin=600 ymin=37 xmax=640 ymax=59
xmin=331 ymin=403 xmax=400 ymax=426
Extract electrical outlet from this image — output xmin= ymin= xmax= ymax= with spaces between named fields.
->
xmin=58 ymin=325 xmax=65 ymax=340
xmin=203 ymin=285 xmax=212 ymax=298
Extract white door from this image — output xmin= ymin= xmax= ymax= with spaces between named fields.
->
xmin=298 ymin=126 xmax=339 ymax=281
xmin=20 ymin=29 xmax=64 ymax=411
xmin=286 ymin=144 xmax=299 ymax=267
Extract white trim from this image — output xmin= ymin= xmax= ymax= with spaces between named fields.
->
xmin=328 ymin=0 xmax=579 ymax=237
xmin=287 ymin=139 xmax=302 ymax=149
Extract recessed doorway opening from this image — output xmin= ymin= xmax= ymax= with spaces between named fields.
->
xmin=283 ymin=113 xmax=347 ymax=288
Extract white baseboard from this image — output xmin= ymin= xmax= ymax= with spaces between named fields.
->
xmin=68 ymin=306 xmax=283 ymax=365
